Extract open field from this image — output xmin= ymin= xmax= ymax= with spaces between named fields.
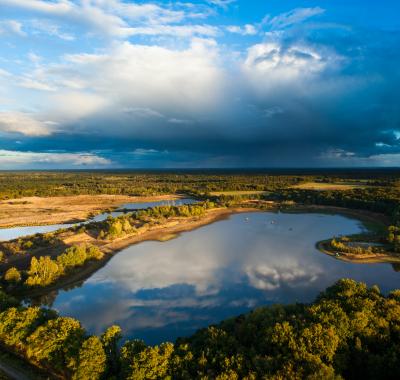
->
xmin=210 ymin=190 xmax=267 ymax=196
xmin=0 ymin=194 xmax=182 ymax=228
xmin=291 ymin=182 xmax=366 ymax=191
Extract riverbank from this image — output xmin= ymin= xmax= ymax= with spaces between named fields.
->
xmin=15 ymin=206 xmax=261 ymax=297
xmin=316 ymin=240 xmax=400 ymax=263
xmin=0 ymin=194 xmax=184 ymax=229
xmin=8 ymin=202 xmax=400 ymax=298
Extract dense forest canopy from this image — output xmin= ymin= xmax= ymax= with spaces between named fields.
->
xmin=0 ymin=279 xmax=399 ymax=379
xmin=1 ymin=169 xmax=400 ymax=199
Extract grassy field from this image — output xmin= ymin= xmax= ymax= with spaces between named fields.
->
xmin=0 ymin=194 xmax=181 ymax=228
xmin=210 ymin=190 xmax=267 ymax=196
xmin=291 ymin=182 xmax=366 ymax=191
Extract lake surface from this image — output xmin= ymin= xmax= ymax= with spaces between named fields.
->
xmin=34 ymin=211 xmax=400 ymax=345
xmin=0 ymin=198 xmax=196 ymax=241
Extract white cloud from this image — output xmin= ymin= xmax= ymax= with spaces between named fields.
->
xmin=121 ymin=24 xmax=219 ymax=38
xmin=0 ymin=0 xmax=216 ymax=38
xmin=266 ymin=7 xmax=325 ymax=30
xmin=27 ymin=52 xmax=41 ymax=63
xmin=0 ymin=112 xmax=54 ymax=136
xmin=0 ymin=20 xmax=25 ymax=36
xmin=226 ymin=24 xmax=257 ymax=36
xmin=18 ymin=77 xmax=56 ymax=91
xmin=122 ymin=107 xmax=164 ymax=119
xmin=207 ymin=0 xmax=236 ymax=10
xmin=320 ymin=149 xmax=400 ymax=167
xmin=39 ymin=39 xmax=225 ymax=131
xmin=246 ymin=264 xmax=321 ymax=291
xmin=30 ymin=19 xmax=75 ymax=40
xmin=0 ymin=149 xmax=110 ymax=166
xmin=244 ymin=42 xmax=326 ymax=82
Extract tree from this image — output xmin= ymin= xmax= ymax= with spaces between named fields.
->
xmin=26 ymin=317 xmax=85 ymax=376
xmin=4 ymin=267 xmax=21 ymax=283
xmin=73 ymin=336 xmax=106 ymax=380
xmin=101 ymin=325 xmax=122 ymax=376
xmin=121 ymin=341 xmax=174 ymax=380
xmin=26 ymin=256 xmax=60 ymax=287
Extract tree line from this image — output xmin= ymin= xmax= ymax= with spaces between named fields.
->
xmin=0 ymin=279 xmax=399 ymax=379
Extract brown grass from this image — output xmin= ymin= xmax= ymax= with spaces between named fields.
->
xmin=0 ymin=194 xmax=182 ymax=228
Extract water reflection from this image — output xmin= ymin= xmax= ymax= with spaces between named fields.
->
xmin=0 ymin=198 xmax=195 ymax=241
xmin=34 ymin=212 xmax=400 ymax=345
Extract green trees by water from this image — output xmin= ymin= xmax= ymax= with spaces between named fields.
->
xmin=96 ymin=202 xmax=215 ymax=240
xmin=388 ymin=226 xmax=400 ymax=252
xmin=1 ymin=244 xmax=105 ymax=288
xmin=0 ymin=279 xmax=399 ymax=379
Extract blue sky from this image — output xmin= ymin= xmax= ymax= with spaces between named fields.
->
xmin=0 ymin=0 xmax=399 ymax=168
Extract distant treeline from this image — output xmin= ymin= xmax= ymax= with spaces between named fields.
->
xmin=0 ymin=172 xmax=304 ymax=199
xmin=0 ymin=279 xmax=399 ymax=379
xmin=2 ymin=170 xmax=400 ymax=200
xmin=269 ymin=187 xmax=400 ymax=224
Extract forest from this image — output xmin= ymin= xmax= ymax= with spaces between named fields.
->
xmin=0 ymin=279 xmax=399 ymax=379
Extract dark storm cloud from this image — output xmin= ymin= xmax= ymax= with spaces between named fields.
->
xmin=1 ymin=22 xmax=399 ymax=167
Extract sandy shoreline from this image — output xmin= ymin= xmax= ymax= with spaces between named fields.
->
xmin=316 ymin=240 xmax=400 ymax=264
xmin=9 ymin=203 xmax=400 ymax=298
xmin=19 ymin=207 xmax=259 ymax=297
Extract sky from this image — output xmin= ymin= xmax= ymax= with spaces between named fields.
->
xmin=0 ymin=0 xmax=399 ymax=169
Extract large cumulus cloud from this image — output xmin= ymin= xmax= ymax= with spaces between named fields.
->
xmin=0 ymin=1 xmax=399 ymax=167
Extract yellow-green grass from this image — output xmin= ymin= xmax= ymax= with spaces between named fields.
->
xmin=292 ymin=182 xmax=366 ymax=191
xmin=210 ymin=191 xmax=267 ymax=196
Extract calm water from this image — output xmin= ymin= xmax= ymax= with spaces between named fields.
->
xmin=35 ymin=212 xmax=400 ymax=345
xmin=0 ymin=198 xmax=195 ymax=241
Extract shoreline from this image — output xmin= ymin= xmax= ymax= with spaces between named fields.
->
xmin=12 ymin=203 xmax=400 ymax=299
xmin=17 ymin=207 xmax=260 ymax=298
xmin=316 ymin=240 xmax=400 ymax=264
xmin=0 ymin=194 xmax=186 ymax=229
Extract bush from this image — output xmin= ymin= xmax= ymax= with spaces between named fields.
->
xmin=4 ymin=267 xmax=21 ymax=283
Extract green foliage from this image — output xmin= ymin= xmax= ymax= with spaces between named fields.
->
xmin=4 ymin=267 xmax=21 ymax=283
xmin=0 ymin=172 xmax=300 ymax=200
xmin=102 ymin=325 xmax=122 ymax=376
xmin=26 ymin=317 xmax=85 ymax=375
xmin=73 ymin=336 xmax=107 ymax=380
xmin=121 ymin=341 xmax=174 ymax=380
xmin=388 ymin=225 xmax=400 ymax=252
xmin=25 ymin=256 xmax=60 ymax=287
xmin=0 ymin=280 xmax=398 ymax=379
xmin=0 ymin=289 xmax=18 ymax=311
xmin=330 ymin=238 xmax=382 ymax=256
xmin=25 ymin=245 xmax=104 ymax=288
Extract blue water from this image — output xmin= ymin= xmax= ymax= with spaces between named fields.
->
xmin=0 ymin=198 xmax=196 ymax=241
xmin=40 ymin=212 xmax=400 ymax=345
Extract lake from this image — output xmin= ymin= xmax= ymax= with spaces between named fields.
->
xmin=34 ymin=212 xmax=400 ymax=345
xmin=0 ymin=198 xmax=196 ymax=241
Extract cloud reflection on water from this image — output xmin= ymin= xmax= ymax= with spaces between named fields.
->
xmin=49 ymin=212 xmax=399 ymax=344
